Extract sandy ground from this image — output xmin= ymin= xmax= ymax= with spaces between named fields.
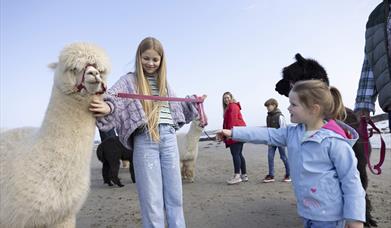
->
xmin=77 ymin=141 xmax=391 ymax=228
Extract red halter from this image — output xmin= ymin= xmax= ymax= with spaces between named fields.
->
xmin=75 ymin=64 xmax=106 ymax=95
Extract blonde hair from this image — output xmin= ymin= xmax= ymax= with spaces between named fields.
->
xmin=222 ymin=92 xmax=236 ymax=114
xmin=135 ymin=37 xmax=168 ymax=142
xmin=291 ymin=80 xmax=346 ymax=120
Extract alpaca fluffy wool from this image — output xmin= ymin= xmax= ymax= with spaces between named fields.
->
xmin=0 ymin=42 xmax=110 ymax=227
xmin=178 ymin=119 xmax=204 ymax=183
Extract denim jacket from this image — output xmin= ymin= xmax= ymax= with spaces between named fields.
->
xmin=96 ymin=73 xmax=198 ymax=149
xmin=232 ymin=120 xmax=366 ymax=222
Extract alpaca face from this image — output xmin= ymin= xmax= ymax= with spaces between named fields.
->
xmin=275 ymin=53 xmax=328 ymax=97
xmin=50 ymin=42 xmax=111 ymax=96
xmin=80 ymin=65 xmax=106 ymax=95
xmin=55 ymin=64 xmax=107 ymax=96
xmin=191 ymin=118 xmax=205 ymax=131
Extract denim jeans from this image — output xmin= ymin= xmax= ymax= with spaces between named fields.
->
xmin=230 ymin=142 xmax=246 ymax=174
xmin=133 ymin=124 xmax=185 ymax=228
xmin=303 ymin=218 xmax=345 ymax=228
xmin=267 ymin=145 xmax=289 ymax=177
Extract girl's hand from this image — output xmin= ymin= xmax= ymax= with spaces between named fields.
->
xmin=216 ymin=129 xmax=232 ymax=141
xmin=345 ymin=221 xmax=363 ymax=228
xmin=89 ymin=95 xmax=111 ymax=117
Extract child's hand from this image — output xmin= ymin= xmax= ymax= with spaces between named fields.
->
xmin=216 ymin=129 xmax=232 ymax=142
xmin=345 ymin=221 xmax=363 ymax=228
xmin=89 ymin=95 xmax=111 ymax=117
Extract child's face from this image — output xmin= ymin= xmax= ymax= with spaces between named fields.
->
xmin=288 ymin=91 xmax=311 ymax=124
xmin=223 ymin=94 xmax=232 ymax=105
xmin=141 ymin=49 xmax=161 ymax=75
xmin=266 ymin=104 xmax=276 ymax=112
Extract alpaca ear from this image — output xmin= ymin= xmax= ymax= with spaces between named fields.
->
xmin=48 ymin=62 xmax=58 ymax=70
xmin=295 ymin=53 xmax=306 ymax=64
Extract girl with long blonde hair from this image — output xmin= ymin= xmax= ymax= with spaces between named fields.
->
xmin=90 ymin=37 xmax=204 ymax=228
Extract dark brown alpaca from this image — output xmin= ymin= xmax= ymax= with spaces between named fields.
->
xmin=275 ymin=53 xmax=377 ymax=227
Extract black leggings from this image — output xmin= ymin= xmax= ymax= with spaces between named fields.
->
xmin=230 ymin=142 xmax=246 ymax=174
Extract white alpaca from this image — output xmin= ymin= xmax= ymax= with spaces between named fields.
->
xmin=0 ymin=43 xmax=110 ymax=228
xmin=177 ymin=119 xmax=204 ymax=183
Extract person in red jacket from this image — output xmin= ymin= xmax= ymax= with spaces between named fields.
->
xmin=222 ymin=92 xmax=247 ymax=184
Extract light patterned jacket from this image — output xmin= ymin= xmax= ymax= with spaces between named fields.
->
xmin=232 ymin=120 xmax=365 ymax=222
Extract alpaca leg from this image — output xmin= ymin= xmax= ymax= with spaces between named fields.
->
xmin=129 ymin=161 xmax=136 ymax=183
xmin=365 ymin=195 xmax=377 ymax=227
xmin=353 ymin=142 xmax=377 ymax=227
xmin=180 ymin=161 xmax=185 ymax=179
xmin=180 ymin=160 xmax=185 ymax=178
xmin=110 ymin=159 xmax=124 ymax=187
xmin=128 ymin=148 xmax=135 ymax=183
xmin=181 ymin=160 xmax=188 ymax=180
xmin=181 ymin=160 xmax=193 ymax=182
xmin=102 ymin=161 xmax=112 ymax=185
xmin=187 ymin=160 xmax=196 ymax=182
xmin=49 ymin=215 xmax=76 ymax=228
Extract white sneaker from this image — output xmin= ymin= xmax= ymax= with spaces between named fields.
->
xmin=241 ymin=174 xmax=249 ymax=182
xmin=227 ymin=175 xmax=242 ymax=185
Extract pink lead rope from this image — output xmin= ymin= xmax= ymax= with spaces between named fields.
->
xmin=115 ymin=93 xmax=208 ymax=127
xmin=359 ymin=116 xmax=386 ymax=175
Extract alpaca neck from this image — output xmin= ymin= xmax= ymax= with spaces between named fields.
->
xmin=37 ymin=86 xmax=95 ymax=160
xmin=186 ymin=122 xmax=203 ymax=145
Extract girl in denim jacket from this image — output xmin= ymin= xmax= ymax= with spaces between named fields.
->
xmin=217 ymin=80 xmax=365 ymax=228
xmin=90 ymin=37 xmax=205 ymax=228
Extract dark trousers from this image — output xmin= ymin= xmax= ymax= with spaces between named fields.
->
xmin=230 ymin=142 xmax=246 ymax=174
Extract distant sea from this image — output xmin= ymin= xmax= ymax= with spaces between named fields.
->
xmin=200 ymin=120 xmax=390 ymax=149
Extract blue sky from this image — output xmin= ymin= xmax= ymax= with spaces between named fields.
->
xmin=0 ymin=0 xmax=381 ymax=135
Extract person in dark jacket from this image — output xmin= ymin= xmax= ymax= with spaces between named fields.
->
xmin=222 ymin=92 xmax=247 ymax=185
xmin=354 ymin=0 xmax=391 ymax=130
xmin=263 ymin=98 xmax=290 ymax=183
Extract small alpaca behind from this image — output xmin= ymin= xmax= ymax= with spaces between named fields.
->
xmin=96 ymin=136 xmax=135 ymax=187
xmin=0 ymin=42 xmax=110 ymax=228
xmin=177 ymin=119 xmax=204 ymax=183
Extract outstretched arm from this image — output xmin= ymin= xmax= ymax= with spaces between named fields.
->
xmin=217 ymin=126 xmax=288 ymax=146
xmin=216 ymin=129 xmax=232 ymax=141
